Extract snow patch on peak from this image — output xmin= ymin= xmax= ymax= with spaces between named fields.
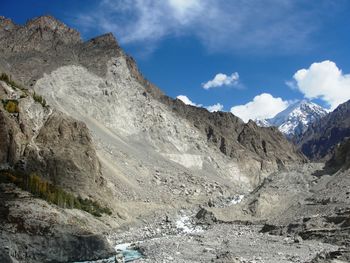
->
xmin=256 ymin=100 xmax=327 ymax=138
xmin=254 ymin=119 xmax=270 ymax=127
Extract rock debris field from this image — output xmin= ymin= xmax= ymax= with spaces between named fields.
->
xmin=81 ymin=213 xmax=338 ymax=263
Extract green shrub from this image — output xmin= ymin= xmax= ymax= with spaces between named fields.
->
xmin=32 ymin=92 xmax=47 ymax=107
xmin=0 ymin=73 xmax=31 ymax=101
xmin=2 ymin=99 xmax=19 ymax=113
xmin=0 ymin=170 xmax=112 ymax=217
xmin=0 ymin=73 xmax=10 ymax=83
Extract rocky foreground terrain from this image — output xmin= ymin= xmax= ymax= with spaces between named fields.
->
xmin=77 ymin=162 xmax=348 ymax=263
xmin=0 ymin=15 xmax=349 ymax=263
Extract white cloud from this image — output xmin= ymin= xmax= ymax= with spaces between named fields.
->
xmin=74 ymin=0 xmax=339 ymax=54
xmin=292 ymin=60 xmax=350 ymax=110
xmin=77 ymin=0 xmax=204 ymax=47
xmin=230 ymin=93 xmax=289 ymax=122
xmin=168 ymin=0 xmax=201 ymax=20
xmin=207 ymin=103 xmax=224 ymax=112
xmin=176 ymin=95 xmax=202 ymax=107
xmin=177 ymin=95 xmax=223 ymax=112
xmin=202 ymin=72 xmax=239 ymax=89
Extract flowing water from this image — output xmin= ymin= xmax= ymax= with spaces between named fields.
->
xmin=74 ymin=243 xmax=143 ymax=263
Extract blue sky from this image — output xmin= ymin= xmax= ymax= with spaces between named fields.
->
xmin=3 ymin=0 xmax=350 ymax=121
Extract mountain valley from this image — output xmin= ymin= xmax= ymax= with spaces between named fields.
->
xmin=0 ymin=15 xmax=349 ymax=263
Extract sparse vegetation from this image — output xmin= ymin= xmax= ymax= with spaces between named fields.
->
xmin=2 ymin=99 xmax=20 ymax=113
xmin=0 ymin=72 xmax=29 ymax=98
xmin=0 ymin=73 xmax=11 ymax=84
xmin=0 ymin=73 xmax=25 ymax=91
xmin=32 ymin=92 xmax=47 ymax=107
xmin=0 ymin=73 xmax=48 ymax=107
xmin=0 ymin=170 xmax=112 ymax=217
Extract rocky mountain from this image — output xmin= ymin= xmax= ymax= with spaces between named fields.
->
xmin=0 ymin=81 xmax=116 ymax=262
xmin=325 ymin=137 xmax=350 ymax=173
xmin=0 ymin=15 xmax=307 ymax=262
xmin=298 ymin=99 xmax=350 ymax=161
xmin=257 ymin=100 xmax=327 ymax=139
xmin=0 ymin=15 xmax=305 ymax=184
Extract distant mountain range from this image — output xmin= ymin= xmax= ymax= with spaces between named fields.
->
xmin=256 ymin=100 xmax=328 ymax=139
xmin=297 ymin=99 xmax=350 ymax=161
xmin=256 ymin=98 xmax=350 ymax=163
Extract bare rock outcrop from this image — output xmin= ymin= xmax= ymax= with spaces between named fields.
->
xmin=25 ymin=111 xmax=103 ymax=196
xmin=0 ymin=109 xmax=23 ymax=166
xmin=325 ymin=137 xmax=350 ymax=173
xmin=0 ymin=81 xmax=103 ymax=197
xmin=0 ymin=15 xmax=81 ymax=53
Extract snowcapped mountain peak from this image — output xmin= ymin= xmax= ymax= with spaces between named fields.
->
xmin=254 ymin=119 xmax=270 ymax=127
xmin=257 ymin=100 xmax=327 ymax=138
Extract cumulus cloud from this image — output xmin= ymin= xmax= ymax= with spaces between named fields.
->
xmin=230 ymin=93 xmax=289 ymax=122
xmin=207 ymin=103 xmax=224 ymax=112
xmin=73 ymin=0 xmax=339 ymax=54
xmin=292 ymin=60 xmax=350 ymax=110
xmin=202 ymin=73 xmax=239 ymax=89
xmin=177 ymin=95 xmax=223 ymax=112
xmin=176 ymin=95 xmax=201 ymax=107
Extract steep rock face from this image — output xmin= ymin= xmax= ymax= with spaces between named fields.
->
xmin=0 ymin=16 xmax=17 ymax=40
xmin=325 ymin=138 xmax=350 ymax=173
xmin=237 ymin=120 xmax=300 ymax=163
xmin=0 ymin=81 xmax=103 ymax=197
xmin=33 ymin=56 xmax=305 ymax=191
xmin=26 ymin=112 xmax=103 ymax=196
xmin=0 ymin=16 xmax=121 ymax=87
xmin=33 ymin=59 xmax=257 ymax=192
xmin=0 ymin=109 xmax=24 ymax=166
xmin=0 ymin=15 xmax=305 ymax=192
xmin=0 ymin=82 xmax=114 ymax=261
xmin=129 ymin=65 xmax=305 ymax=173
xmin=127 ymin=55 xmax=305 ymax=168
xmin=0 ymin=84 xmax=29 ymax=167
xmin=0 ymin=15 xmax=81 ymax=53
xmin=298 ymin=100 xmax=350 ymax=161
